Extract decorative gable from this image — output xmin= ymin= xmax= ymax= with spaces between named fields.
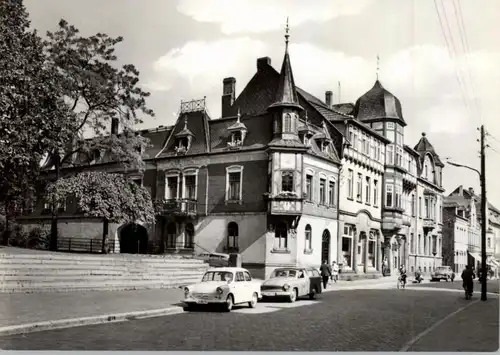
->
xmin=226 ymin=108 xmax=247 ymax=149
xmin=313 ymin=121 xmax=333 ymax=153
xmin=174 ymin=116 xmax=194 ymax=155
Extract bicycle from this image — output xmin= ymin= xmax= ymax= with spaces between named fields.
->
xmin=397 ymin=275 xmax=406 ymax=289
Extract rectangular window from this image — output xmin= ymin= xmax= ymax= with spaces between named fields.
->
xmin=305 ymin=174 xmax=313 ymax=201
xmin=365 ymin=177 xmax=371 ymax=204
xmin=353 ymin=132 xmax=358 ymax=150
xmin=184 ymin=175 xmax=196 ymax=199
xmin=419 ymin=197 xmax=422 ymax=216
xmin=228 ymin=172 xmax=241 ymax=200
xmin=387 ymin=122 xmax=395 ymax=129
xmin=319 ymin=178 xmax=326 ymax=204
xmin=348 ymin=169 xmax=353 ymax=199
xmin=425 ymin=198 xmax=429 ymax=218
xmin=395 ymin=186 xmax=402 ymax=208
xmin=410 ymin=233 xmax=414 ymax=254
xmin=281 ymin=171 xmax=294 ymax=192
xmin=342 ymin=225 xmax=353 ymax=268
xmin=373 ymin=180 xmax=378 ymax=206
xmin=166 ymin=176 xmax=178 ymax=199
xmin=411 ymin=194 xmax=415 ymax=216
xmin=387 ymin=145 xmax=394 ymax=165
xmin=386 ymin=184 xmax=393 ymax=207
xmin=328 ymin=180 xmax=335 ymax=206
xmin=357 ymin=173 xmax=363 ymax=202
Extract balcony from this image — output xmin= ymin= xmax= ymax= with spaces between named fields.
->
xmin=402 ymin=214 xmax=412 ymax=227
xmin=162 ymin=198 xmax=197 ymax=216
xmin=423 ymin=217 xmax=436 ymax=232
xmin=264 ymin=192 xmax=303 ymax=215
xmin=382 ymin=207 xmax=404 ymax=232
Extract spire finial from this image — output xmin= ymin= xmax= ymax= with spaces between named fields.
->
xmin=237 ymin=107 xmax=241 ymax=123
xmin=376 ymin=54 xmax=380 ymax=80
xmin=184 ymin=115 xmax=188 ymax=129
xmin=285 ymin=17 xmax=290 ymax=52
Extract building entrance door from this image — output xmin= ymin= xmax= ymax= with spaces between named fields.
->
xmin=321 ymin=229 xmax=331 ymax=264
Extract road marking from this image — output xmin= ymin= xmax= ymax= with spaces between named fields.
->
xmin=405 ymin=287 xmax=499 ymax=296
xmin=399 ymin=299 xmax=480 ymax=352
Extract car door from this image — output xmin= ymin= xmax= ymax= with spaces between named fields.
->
xmin=243 ymin=271 xmax=255 ymax=299
xmin=234 ymin=271 xmax=247 ymax=303
xmin=298 ymin=269 xmax=309 ymax=296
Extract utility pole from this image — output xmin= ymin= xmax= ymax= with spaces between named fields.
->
xmin=480 ymin=125 xmax=487 ymax=301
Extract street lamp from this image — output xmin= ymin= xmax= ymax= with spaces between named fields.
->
xmin=446 ymin=158 xmax=487 ymax=301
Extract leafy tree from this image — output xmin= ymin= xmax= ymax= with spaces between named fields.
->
xmin=0 ymin=0 xmax=71 ymax=244
xmin=42 ymin=19 xmax=155 ymax=249
xmin=46 ymin=171 xmax=155 ymax=253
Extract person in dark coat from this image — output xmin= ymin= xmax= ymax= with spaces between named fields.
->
xmin=461 ymin=265 xmax=474 ymax=300
xmin=320 ymin=260 xmax=332 ymax=289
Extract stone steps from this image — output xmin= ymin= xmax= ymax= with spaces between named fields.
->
xmin=0 ymin=248 xmax=209 ymax=293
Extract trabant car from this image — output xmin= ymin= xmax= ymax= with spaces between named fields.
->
xmin=260 ymin=267 xmax=322 ymax=302
xmin=183 ymin=267 xmax=261 ymax=312
xmin=430 ymin=266 xmax=454 ymax=282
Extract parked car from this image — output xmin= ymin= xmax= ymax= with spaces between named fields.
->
xmin=194 ymin=252 xmax=230 ymax=267
xmin=183 ymin=267 xmax=261 ymax=312
xmin=260 ymin=267 xmax=322 ymax=302
xmin=430 ymin=266 xmax=454 ymax=282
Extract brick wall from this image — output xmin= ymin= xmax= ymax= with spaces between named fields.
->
xmin=207 ymin=159 xmax=268 ymax=214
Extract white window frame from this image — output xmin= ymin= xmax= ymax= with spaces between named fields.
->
xmin=373 ymin=180 xmax=379 ymax=206
xmin=356 ymin=173 xmax=363 ymax=202
xmin=182 ymin=168 xmax=199 ymax=200
xmin=395 ymin=185 xmax=402 ymax=208
xmin=347 ymin=169 xmax=354 ymax=199
xmin=319 ymin=173 xmax=327 ymax=205
xmin=165 ymin=171 xmax=180 ymax=200
xmin=386 ymin=184 xmax=394 ymax=208
xmin=225 ymin=165 xmax=244 ymax=202
xmin=365 ymin=176 xmax=371 ymax=204
xmin=328 ymin=176 xmax=336 ymax=206
xmin=305 ymin=168 xmax=314 ymax=202
xmin=304 ymin=224 xmax=312 ymax=250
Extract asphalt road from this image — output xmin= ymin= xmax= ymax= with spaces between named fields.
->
xmin=409 ymin=279 xmax=500 ymax=293
xmin=0 ymin=288 xmax=498 ymax=351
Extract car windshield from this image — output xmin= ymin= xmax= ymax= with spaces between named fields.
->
xmin=271 ymin=269 xmax=298 ymax=278
xmin=202 ymin=271 xmax=233 ymax=282
xmin=436 ymin=267 xmax=448 ymax=271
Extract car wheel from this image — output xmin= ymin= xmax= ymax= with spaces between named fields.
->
xmin=248 ymin=292 xmax=258 ymax=308
xmin=224 ymin=294 xmax=234 ymax=312
xmin=288 ymin=288 xmax=298 ymax=303
xmin=309 ymin=287 xmax=317 ymax=300
xmin=183 ymin=304 xmax=195 ymax=312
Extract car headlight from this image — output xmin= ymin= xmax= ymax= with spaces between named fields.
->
xmin=184 ymin=287 xmax=190 ymax=295
xmin=283 ymin=284 xmax=290 ymax=291
xmin=216 ymin=287 xmax=224 ymax=294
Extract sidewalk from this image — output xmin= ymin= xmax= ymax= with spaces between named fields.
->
xmin=403 ymin=298 xmax=499 ymax=352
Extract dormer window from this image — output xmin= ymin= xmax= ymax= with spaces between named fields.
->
xmin=298 ymin=112 xmax=314 ymax=146
xmin=174 ymin=116 xmax=194 ymax=155
xmin=227 ymin=108 xmax=247 ymax=149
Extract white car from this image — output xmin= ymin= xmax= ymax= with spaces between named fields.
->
xmin=183 ymin=267 xmax=262 ymax=312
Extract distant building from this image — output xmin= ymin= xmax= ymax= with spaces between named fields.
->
xmin=443 ymin=185 xmax=500 ymax=272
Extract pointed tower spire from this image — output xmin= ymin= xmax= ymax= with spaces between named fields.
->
xmin=376 ymin=54 xmax=380 ymax=81
xmin=268 ymin=17 xmax=303 ymax=112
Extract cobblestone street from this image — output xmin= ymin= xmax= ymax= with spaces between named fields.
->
xmin=0 ymin=288 xmax=497 ymax=351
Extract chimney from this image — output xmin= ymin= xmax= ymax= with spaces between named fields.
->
xmin=257 ymin=57 xmax=271 ymax=71
xmin=468 ymin=187 xmax=475 ymax=196
xmin=111 ymin=118 xmax=119 ymax=135
xmin=458 ymin=185 xmax=463 ymax=195
xmin=221 ymin=77 xmax=236 ymax=118
xmin=325 ymin=91 xmax=333 ymax=108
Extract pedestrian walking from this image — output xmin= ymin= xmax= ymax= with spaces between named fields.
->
xmin=461 ymin=265 xmax=474 ymax=300
xmin=331 ymin=261 xmax=339 ymax=283
xmin=320 ymin=260 xmax=332 ymax=289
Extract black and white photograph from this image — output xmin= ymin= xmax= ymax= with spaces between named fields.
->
xmin=0 ymin=0 xmax=499 ymax=351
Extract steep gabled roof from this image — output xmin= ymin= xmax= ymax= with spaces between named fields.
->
xmin=414 ymin=132 xmax=444 ymax=167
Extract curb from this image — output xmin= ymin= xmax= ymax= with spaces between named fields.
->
xmin=0 ymin=305 xmax=184 ymax=337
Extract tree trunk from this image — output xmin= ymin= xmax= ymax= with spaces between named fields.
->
xmin=102 ymin=218 xmax=109 ymax=254
xmin=49 ymin=155 xmax=60 ymax=251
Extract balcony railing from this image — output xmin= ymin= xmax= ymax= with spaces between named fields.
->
xmin=162 ymin=198 xmax=197 ymax=215
xmin=423 ymin=218 xmax=435 ymax=228
xmin=264 ymin=192 xmax=303 ymax=215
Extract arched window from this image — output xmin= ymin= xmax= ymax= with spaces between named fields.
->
xmin=184 ymin=223 xmax=194 ymax=248
xmin=283 ymin=113 xmax=292 ymax=132
xmin=274 ymin=222 xmax=288 ymax=249
xmin=166 ymin=222 xmax=176 ymax=248
xmin=227 ymin=222 xmax=239 ymax=251
xmin=304 ymin=224 xmax=312 ymax=250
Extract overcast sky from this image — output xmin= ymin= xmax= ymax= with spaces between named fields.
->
xmin=24 ymin=0 xmax=500 ymax=206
